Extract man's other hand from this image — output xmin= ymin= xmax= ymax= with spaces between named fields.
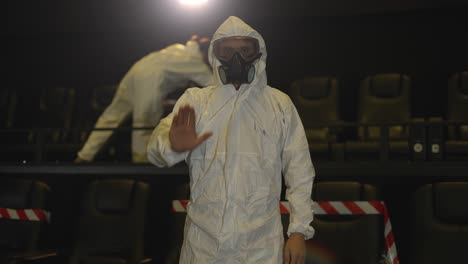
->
xmin=284 ymin=232 xmax=306 ymax=264
xmin=169 ymin=105 xmax=212 ymax=152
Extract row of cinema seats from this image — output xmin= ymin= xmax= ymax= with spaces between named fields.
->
xmin=0 ymin=178 xmax=151 ymax=264
xmin=0 ymin=72 xmax=467 ymax=163
xmin=0 ymin=84 xmax=122 ymax=163
xmin=291 ymin=72 xmax=468 ymax=161
xmin=1 ymin=178 xmax=467 ymax=264
xmin=0 ymin=83 xmax=189 ymax=163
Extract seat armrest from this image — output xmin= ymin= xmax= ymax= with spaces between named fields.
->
xmin=10 ymin=249 xmax=58 ymax=262
xmin=328 ymin=120 xmax=346 ymax=142
xmin=427 ymin=117 xmax=443 ymax=122
xmin=408 ymin=118 xmax=427 ymax=161
xmin=411 ymin=118 xmax=425 ymax=123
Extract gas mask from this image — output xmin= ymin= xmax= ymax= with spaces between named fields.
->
xmin=214 ymin=36 xmax=262 ymax=86
xmin=217 ymin=52 xmax=261 ymax=86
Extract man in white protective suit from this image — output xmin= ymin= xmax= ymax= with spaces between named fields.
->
xmin=147 ymin=16 xmax=315 ymax=264
xmin=75 ymin=35 xmax=213 ymax=163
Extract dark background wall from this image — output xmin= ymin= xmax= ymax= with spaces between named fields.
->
xmin=6 ymin=0 xmax=468 ymax=121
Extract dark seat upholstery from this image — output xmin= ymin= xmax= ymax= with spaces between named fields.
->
xmin=0 ymin=89 xmax=23 ymax=163
xmin=290 ymin=77 xmax=344 ymax=161
xmin=303 ymin=182 xmax=384 ymax=264
xmin=0 ymin=89 xmax=38 ymax=132
xmin=162 ymin=81 xmax=200 ymax=119
xmin=75 ymin=85 xmax=118 ymax=145
xmin=88 ymin=85 xmax=119 ymax=121
xmin=39 ymin=86 xmax=76 ymax=143
xmin=345 ymin=73 xmax=411 ymax=160
xmin=409 ymin=182 xmax=468 ymax=264
xmin=0 ymin=89 xmax=17 ymax=129
xmin=38 ymin=86 xmax=77 ymax=161
xmin=445 ymin=72 xmax=468 ymax=160
xmin=75 ymin=84 xmax=131 ymax=162
xmin=0 ymin=179 xmax=50 ymax=264
xmin=0 ymin=89 xmax=39 ymax=163
xmin=68 ymin=179 xmax=150 ymax=264
xmin=163 ymin=183 xmax=190 ymax=264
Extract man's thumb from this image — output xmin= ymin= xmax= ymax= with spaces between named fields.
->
xmin=195 ymin=132 xmax=213 ymax=147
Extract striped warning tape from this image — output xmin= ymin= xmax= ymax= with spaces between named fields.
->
xmin=0 ymin=208 xmax=50 ymax=222
xmin=172 ymin=200 xmax=399 ymax=264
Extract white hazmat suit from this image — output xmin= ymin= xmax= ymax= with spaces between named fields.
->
xmin=147 ymin=17 xmax=315 ymax=263
xmin=77 ymin=40 xmax=213 ymax=163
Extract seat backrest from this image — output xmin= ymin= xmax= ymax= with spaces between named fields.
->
xmin=39 ymin=86 xmax=76 ymax=143
xmin=307 ymin=182 xmax=384 ymax=264
xmin=163 ymin=183 xmax=190 ymax=264
xmin=0 ymin=179 xmax=50 ymax=252
xmin=69 ymin=179 xmax=150 ymax=264
xmin=358 ymin=73 xmax=411 ymax=140
xmin=0 ymin=89 xmax=17 ymax=129
xmin=90 ymin=85 xmax=118 ymax=116
xmin=447 ymin=72 xmax=468 ymax=140
xmin=76 ymin=85 xmax=118 ymax=143
xmin=2 ymin=89 xmax=39 ymax=130
xmin=290 ymin=77 xmax=339 ymax=141
xmin=409 ymin=182 xmax=468 ymax=264
xmin=163 ymin=86 xmax=191 ymax=118
xmin=0 ymin=89 xmax=39 ymax=148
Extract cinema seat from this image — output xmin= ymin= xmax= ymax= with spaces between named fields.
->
xmin=39 ymin=86 xmax=77 ymax=161
xmin=67 ymin=179 xmax=151 ymax=264
xmin=0 ymin=179 xmax=51 ymax=263
xmin=0 ymin=89 xmax=39 ymax=163
xmin=75 ymin=84 xmax=131 ymax=162
xmin=162 ymin=81 xmax=202 ymax=118
xmin=290 ymin=77 xmax=344 ymax=161
xmin=163 ymin=183 xmax=190 ymax=264
xmin=0 ymin=89 xmax=17 ymax=129
xmin=445 ymin=72 xmax=468 ymax=160
xmin=409 ymin=182 xmax=468 ymax=264
xmin=345 ymin=73 xmax=411 ymax=161
xmin=305 ymin=181 xmax=385 ymax=264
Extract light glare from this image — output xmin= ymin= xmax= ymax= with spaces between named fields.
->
xmin=179 ymin=0 xmax=208 ymax=6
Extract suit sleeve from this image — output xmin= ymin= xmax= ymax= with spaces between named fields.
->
xmin=146 ymin=89 xmax=197 ymax=167
xmin=281 ymin=97 xmax=316 ymax=240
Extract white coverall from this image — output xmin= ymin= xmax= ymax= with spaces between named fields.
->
xmin=147 ymin=16 xmax=315 ymax=263
xmin=77 ymin=40 xmax=213 ymax=162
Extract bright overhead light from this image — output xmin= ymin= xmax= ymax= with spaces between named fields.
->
xmin=179 ymin=0 xmax=208 ymax=6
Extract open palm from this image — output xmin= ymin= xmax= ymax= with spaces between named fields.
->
xmin=169 ymin=105 xmax=212 ymax=152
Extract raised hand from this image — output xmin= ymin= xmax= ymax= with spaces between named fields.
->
xmin=169 ymin=105 xmax=212 ymax=152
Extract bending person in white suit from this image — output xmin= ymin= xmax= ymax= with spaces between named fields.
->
xmin=76 ymin=36 xmax=213 ymax=163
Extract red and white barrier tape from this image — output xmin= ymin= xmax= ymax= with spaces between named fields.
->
xmin=172 ymin=200 xmax=399 ymax=264
xmin=0 ymin=208 xmax=50 ymax=222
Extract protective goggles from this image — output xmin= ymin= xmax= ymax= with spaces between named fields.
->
xmin=213 ymin=36 xmax=261 ymax=62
